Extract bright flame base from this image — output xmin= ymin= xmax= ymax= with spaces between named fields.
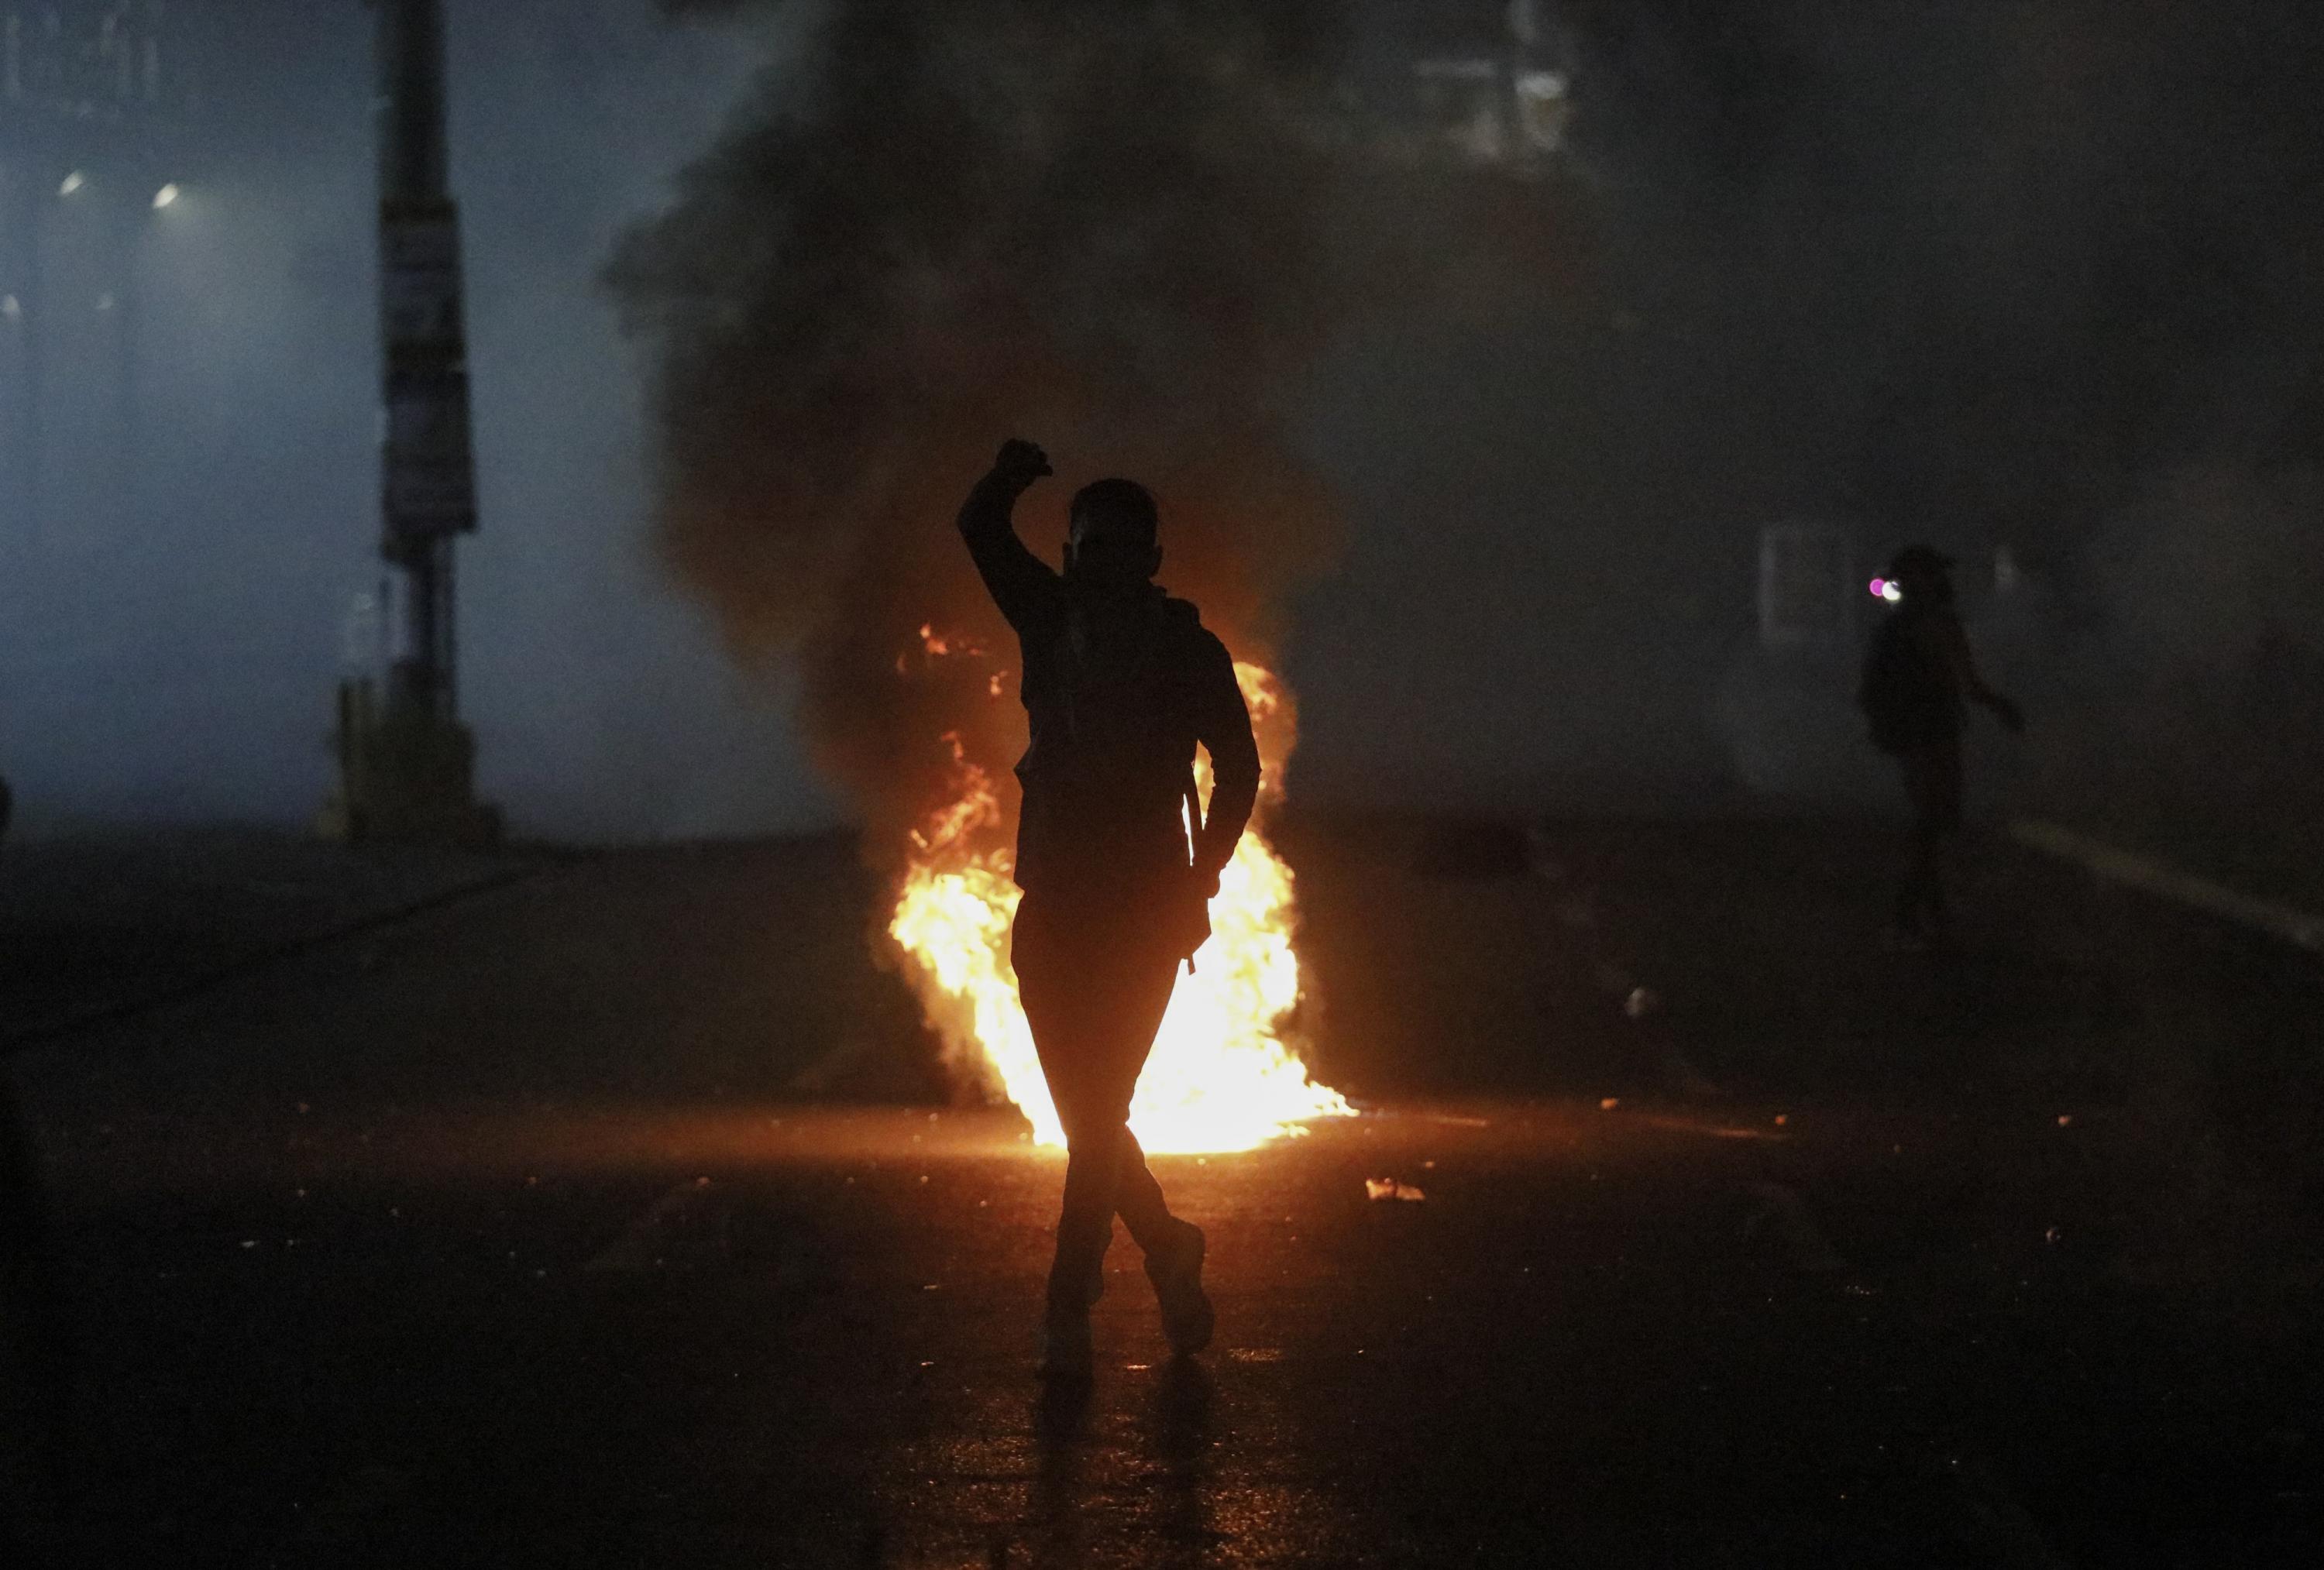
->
xmin=888 ymin=663 xmax=1353 ymax=1154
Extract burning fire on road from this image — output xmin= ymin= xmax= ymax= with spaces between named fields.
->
xmin=605 ymin=5 xmax=1473 ymax=1155
xmin=889 ymin=637 xmax=1352 ymax=1153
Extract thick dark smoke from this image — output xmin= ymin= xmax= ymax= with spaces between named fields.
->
xmin=1569 ymin=0 xmax=2324 ymax=844
xmin=609 ymin=1 xmax=1489 ymax=861
xmin=6 ymin=0 xmax=2311 ymax=851
xmin=620 ymin=0 xmax=2324 ymax=862
xmin=1286 ymin=0 xmax=2324 ymax=827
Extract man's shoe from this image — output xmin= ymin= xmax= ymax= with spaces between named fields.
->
xmin=1038 ymin=1311 xmax=1093 ymax=1381
xmin=1145 ymin=1221 xmax=1215 ymax=1355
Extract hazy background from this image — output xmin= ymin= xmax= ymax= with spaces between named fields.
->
xmin=2 ymin=0 xmax=2318 ymax=850
xmin=1 ymin=0 xmax=833 ymax=839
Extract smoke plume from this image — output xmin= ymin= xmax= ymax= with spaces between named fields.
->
xmin=607 ymin=0 xmax=1443 ymax=861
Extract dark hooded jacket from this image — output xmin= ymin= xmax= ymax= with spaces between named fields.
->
xmin=1859 ymin=599 xmax=1972 ymax=754
xmin=957 ymin=472 xmax=1260 ymax=898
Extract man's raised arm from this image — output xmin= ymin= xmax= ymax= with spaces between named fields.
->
xmin=957 ymin=438 xmax=1063 ymax=633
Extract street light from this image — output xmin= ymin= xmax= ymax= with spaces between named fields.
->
xmin=152 ymin=183 xmax=181 ymax=210
xmin=58 ymin=170 xmax=87 ymax=197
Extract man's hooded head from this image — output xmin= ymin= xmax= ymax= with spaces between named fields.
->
xmin=1065 ymin=478 xmax=1164 ymax=590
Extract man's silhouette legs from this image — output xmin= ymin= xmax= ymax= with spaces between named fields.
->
xmin=1895 ymin=735 xmax=1963 ymax=942
xmin=1012 ymin=891 xmax=1185 ymax=1317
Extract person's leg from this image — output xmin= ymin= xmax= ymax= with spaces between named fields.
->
xmin=1893 ymin=753 xmax=1934 ymax=933
xmin=1012 ymin=895 xmax=1118 ymax=1315
xmin=1904 ymin=816 xmax=1941 ymax=930
xmin=1067 ymin=940 xmax=1212 ymax=1352
xmin=1896 ymin=737 xmax=1963 ymax=939
xmin=1015 ymin=897 xmax=1189 ymax=1304
xmin=1042 ymin=943 xmax=1183 ymax=1290
xmin=1097 ymin=949 xmax=1183 ymax=1255
xmin=1111 ymin=1127 xmax=1172 ymax=1249
xmin=1923 ymin=733 xmax=1965 ymax=937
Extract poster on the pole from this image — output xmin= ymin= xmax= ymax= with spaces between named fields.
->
xmin=381 ymin=209 xmax=466 ymax=349
xmin=383 ymin=372 xmax=477 ymax=540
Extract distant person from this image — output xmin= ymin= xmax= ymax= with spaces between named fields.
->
xmin=1858 ymin=545 xmax=2024 ymax=948
xmin=957 ymin=438 xmax=1260 ymax=1379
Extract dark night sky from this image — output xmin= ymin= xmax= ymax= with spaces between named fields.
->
xmin=2 ymin=0 xmax=2318 ymax=835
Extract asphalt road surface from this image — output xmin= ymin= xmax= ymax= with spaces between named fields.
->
xmin=5 ymin=818 xmax=2322 ymax=1567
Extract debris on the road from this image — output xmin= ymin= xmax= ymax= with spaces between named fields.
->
xmin=1365 ymin=1178 xmax=1426 ymax=1202
xmin=1624 ymin=985 xmax=1659 ymax=1019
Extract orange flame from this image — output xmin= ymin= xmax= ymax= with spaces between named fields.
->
xmin=888 ymin=654 xmax=1353 ymax=1153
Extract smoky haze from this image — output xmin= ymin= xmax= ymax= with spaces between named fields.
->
xmin=0 ymin=0 xmax=832 ymax=840
xmin=2 ymin=1 xmax=2316 ymax=847
xmin=1291 ymin=0 xmax=2324 ymax=820
xmin=607 ymin=0 xmax=1487 ymax=866
xmin=621 ymin=0 xmax=2324 ymax=846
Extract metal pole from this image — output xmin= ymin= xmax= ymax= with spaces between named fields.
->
xmin=374 ymin=0 xmax=473 ymax=727
xmin=335 ymin=0 xmax=491 ymax=842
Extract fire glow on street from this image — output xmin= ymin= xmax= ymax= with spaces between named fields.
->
xmin=890 ymin=648 xmax=1353 ymax=1153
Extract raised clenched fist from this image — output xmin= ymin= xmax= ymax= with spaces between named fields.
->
xmin=991 ymin=438 xmax=1053 ymax=490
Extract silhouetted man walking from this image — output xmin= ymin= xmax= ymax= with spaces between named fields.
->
xmin=1858 ymin=545 xmax=2024 ymax=947
xmin=958 ymin=438 xmax=1260 ymax=1379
